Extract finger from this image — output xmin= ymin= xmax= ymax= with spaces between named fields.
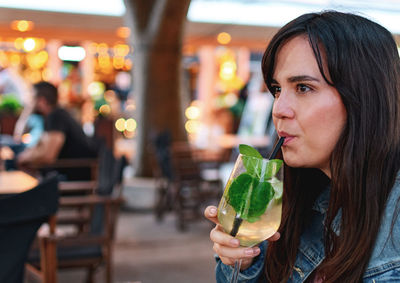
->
xmin=204 ymin=205 xmax=219 ymax=225
xmin=213 ymin=242 xmax=260 ymax=261
xmin=267 ymin=232 xmax=280 ymax=242
xmin=210 ymin=225 xmax=240 ymax=247
xmin=219 ymin=255 xmax=254 ymax=268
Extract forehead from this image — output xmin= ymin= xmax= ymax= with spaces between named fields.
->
xmin=273 ymin=36 xmax=322 ymax=78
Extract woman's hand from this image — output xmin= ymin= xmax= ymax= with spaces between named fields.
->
xmin=204 ymin=205 xmax=280 ymax=270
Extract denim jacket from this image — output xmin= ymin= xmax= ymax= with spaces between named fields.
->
xmin=215 ymin=175 xmax=400 ymax=282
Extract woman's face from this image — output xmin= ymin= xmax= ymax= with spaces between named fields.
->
xmin=271 ymin=36 xmax=347 ymax=177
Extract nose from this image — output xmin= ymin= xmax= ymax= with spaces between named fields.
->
xmin=272 ymin=91 xmax=295 ymax=120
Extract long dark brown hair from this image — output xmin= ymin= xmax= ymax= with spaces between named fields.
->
xmin=262 ymin=11 xmax=400 ymax=282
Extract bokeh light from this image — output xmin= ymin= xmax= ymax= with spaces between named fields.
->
xmin=14 ymin=37 xmax=24 ymax=50
xmin=185 ymin=105 xmax=201 ymax=120
xmin=217 ymin=32 xmax=231 ymax=45
xmin=115 ymin=118 xmax=126 ymax=132
xmin=99 ymin=104 xmax=111 ymax=116
xmin=185 ymin=120 xmax=200 ymax=134
xmin=116 ymin=27 xmax=131 ymax=38
xmin=125 ymin=118 xmax=137 ymax=132
xmin=11 ymin=20 xmax=34 ymax=32
xmin=23 ymin=38 xmax=36 ymax=52
xmin=219 ymin=61 xmax=237 ymax=81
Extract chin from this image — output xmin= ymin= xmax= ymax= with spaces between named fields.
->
xmin=281 ymin=155 xmax=304 ymax=168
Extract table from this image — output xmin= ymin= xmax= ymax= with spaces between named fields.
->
xmin=0 ymin=171 xmax=38 ymax=194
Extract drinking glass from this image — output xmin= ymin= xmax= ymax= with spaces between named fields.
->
xmin=217 ymin=153 xmax=283 ymax=283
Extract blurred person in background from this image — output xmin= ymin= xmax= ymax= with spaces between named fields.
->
xmin=17 ymin=81 xmax=98 ymax=180
xmin=0 ymin=65 xmax=44 ymax=160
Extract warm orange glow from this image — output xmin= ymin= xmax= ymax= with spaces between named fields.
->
xmin=36 ymin=38 xmax=46 ymax=50
xmin=104 ymin=90 xmax=116 ymax=102
xmin=114 ymin=44 xmax=130 ymax=57
xmin=124 ymin=58 xmax=133 ymax=70
xmin=25 ymin=69 xmax=42 ymax=83
xmin=10 ymin=54 xmax=21 ymax=66
xmin=219 ymin=61 xmax=237 ymax=81
xmin=97 ymin=43 xmax=109 ymax=54
xmin=116 ymin=27 xmax=131 ymax=38
xmin=224 ymin=92 xmax=238 ymax=107
xmin=42 ymin=68 xmax=52 ymax=81
xmin=123 ymin=130 xmax=135 ymax=139
xmin=183 ymin=45 xmax=196 ymax=55
xmin=23 ymin=38 xmax=36 ymax=52
xmin=185 ymin=106 xmax=201 ymax=120
xmin=125 ymin=100 xmax=136 ymax=111
xmin=99 ymin=104 xmax=111 ymax=115
xmin=88 ymin=42 xmax=98 ymax=54
xmin=26 ymin=50 xmax=48 ymax=69
xmin=0 ymin=51 xmax=8 ymax=67
xmin=11 ymin=20 xmax=34 ymax=32
xmin=115 ymin=118 xmax=126 ymax=132
xmin=185 ymin=120 xmax=200 ymax=134
xmin=113 ymin=56 xmax=125 ymax=69
xmin=14 ymin=37 xmax=24 ymax=50
xmin=21 ymin=133 xmax=31 ymax=144
xmin=217 ymin=32 xmax=231 ymax=45
xmin=125 ymin=118 xmax=137 ymax=132
xmin=98 ymin=54 xmax=111 ymax=69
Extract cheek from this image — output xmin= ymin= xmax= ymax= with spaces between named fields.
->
xmin=304 ymin=100 xmax=346 ymax=153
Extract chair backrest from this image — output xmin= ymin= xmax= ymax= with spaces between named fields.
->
xmin=0 ymin=175 xmax=59 ymax=283
xmin=171 ymin=142 xmax=202 ymax=182
xmin=150 ymin=130 xmax=174 ymax=181
xmin=90 ymin=152 xmax=127 ymax=235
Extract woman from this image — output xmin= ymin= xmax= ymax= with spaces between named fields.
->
xmin=205 ymin=11 xmax=400 ymax=282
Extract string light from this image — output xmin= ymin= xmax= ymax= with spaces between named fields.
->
xmin=11 ymin=20 xmax=34 ymax=32
xmin=217 ymin=32 xmax=231 ymax=45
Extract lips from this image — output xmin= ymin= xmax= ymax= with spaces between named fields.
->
xmin=277 ymin=131 xmax=295 ymax=145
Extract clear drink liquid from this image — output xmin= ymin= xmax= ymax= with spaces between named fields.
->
xmin=218 ymin=179 xmax=282 ymax=247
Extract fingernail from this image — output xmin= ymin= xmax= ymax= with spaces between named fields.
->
xmin=209 ymin=207 xmax=217 ymax=215
xmin=244 ymin=247 xmax=260 ymax=256
xmin=230 ymin=239 xmax=239 ymax=246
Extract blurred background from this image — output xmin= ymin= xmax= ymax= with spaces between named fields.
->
xmin=0 ymin=1 xmax=398 ymax=282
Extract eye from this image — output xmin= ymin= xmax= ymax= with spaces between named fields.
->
xmin=270 ymin=85 xmax=281 ymax=98
xmin=296 ymin=84 xmax=312 ymax=93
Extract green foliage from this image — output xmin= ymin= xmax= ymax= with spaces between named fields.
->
xmin=0 ymin=95 xmax=22 ymax=114
xmin=239 ymin=144 xmax=263 ymax=158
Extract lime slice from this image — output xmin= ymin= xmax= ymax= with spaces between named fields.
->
xmin=265 ymin=159 xmax=283 ymax=179
xmin=271 ymin=179 xmax=283 ymax=203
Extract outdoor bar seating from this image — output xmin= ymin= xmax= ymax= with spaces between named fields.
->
xmin=26 ymin=148 xmax=127 ymax=283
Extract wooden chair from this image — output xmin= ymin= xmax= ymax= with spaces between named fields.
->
xmin=0 ymin=175 xmax=59 ymax=283
xmin=30 ymin=157 xmax=99 ymax=182
xmin=149 ymin=130 xmax=175 ymax=222
xmin=170 ymin=142 xmax=222 ymax=231
xmin=26 ymin=151 xmax=127 ymax=283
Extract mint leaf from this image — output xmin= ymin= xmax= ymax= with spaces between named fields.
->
xmin=227 ymin=173 xmax=275 ymax=223
xmin=247 ymin=180 xmax=274 ymax=223
xmin=242 ymin=155 xmax=261 ymax=178
xmin=241 ymin=157 xmax=283 ymax=180
xmin=239 ymin=144 xmax=263 ymax=158
xmin=238 ymin=145 xmax=283 ymax=180
xmin=227 ymin=173 xmax=255 ymax=218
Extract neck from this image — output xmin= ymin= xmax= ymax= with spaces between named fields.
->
xmin=320 ymin=167 xmax=331 ymax=179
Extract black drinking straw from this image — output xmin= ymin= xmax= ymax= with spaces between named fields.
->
xmin=230 ymin=136 xmax=285 ymax=237
xmin=269 ymin=136 xmax=285 ymax=159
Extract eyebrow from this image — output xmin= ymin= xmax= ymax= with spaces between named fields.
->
xmin=271 ymin=75 xmax=320 ymax=84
